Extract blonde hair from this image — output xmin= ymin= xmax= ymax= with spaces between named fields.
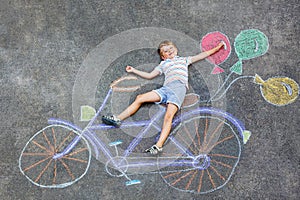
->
xmin=158 ymin=40 xmax=177 ymax=58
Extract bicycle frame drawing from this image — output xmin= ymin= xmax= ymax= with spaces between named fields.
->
xmin=19 ymin=76 xmax=248 ymax=194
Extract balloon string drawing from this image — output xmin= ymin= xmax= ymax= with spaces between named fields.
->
xmin=19 ymin=27 xmax=299 ymax=194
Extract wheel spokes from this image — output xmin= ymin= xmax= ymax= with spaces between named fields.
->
xmin=159 ymin=115 xmax=241 ymax=194
xmin=19 ymin=125 xmax=91 ymax=188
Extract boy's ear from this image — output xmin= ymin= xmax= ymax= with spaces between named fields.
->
xmin=158 ymin=49 xmax=166 ymax=60
xmin=161 ymin=55 xmax=166 ymax=60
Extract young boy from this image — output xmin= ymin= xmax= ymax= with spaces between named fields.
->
xmin=102 ymin=40 xmax=224 ymax=154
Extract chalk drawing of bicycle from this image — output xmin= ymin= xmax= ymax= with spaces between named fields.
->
xmin=19 ymin=27 xmax=299 ymax=194
xmin=19 ymin=74 xmax=250 ymax=194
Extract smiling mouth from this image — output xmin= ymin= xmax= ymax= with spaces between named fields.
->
xmin=168 ymin=52 xmax=175 ymax=57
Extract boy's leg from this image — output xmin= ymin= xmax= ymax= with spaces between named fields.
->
xmin=102 ymin=91 xmax=160 ymax=127
xmin=155 ymin=103 xmax=178 ymax=148
xmin=117 ymin=91 xmax=161 ymax=120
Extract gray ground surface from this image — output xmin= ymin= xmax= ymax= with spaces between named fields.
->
xmin=1 ymin=0 xmax=299 ymax=199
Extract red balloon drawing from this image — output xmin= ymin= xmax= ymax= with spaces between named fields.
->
xmin=201 ymin=31 xmax=231 ymax=74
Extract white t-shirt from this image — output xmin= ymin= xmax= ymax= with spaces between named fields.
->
xmin=155 ymin=56 xmax=192 ymax=88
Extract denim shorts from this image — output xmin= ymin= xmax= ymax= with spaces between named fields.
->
xmin=153 ymin=80 xmax=187 ymax=109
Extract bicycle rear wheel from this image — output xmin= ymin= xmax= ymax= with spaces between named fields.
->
xmin=19 ymin=124 xmax=91 ymax=188
xmin=158 ymin=115 xmax=241 ymax=194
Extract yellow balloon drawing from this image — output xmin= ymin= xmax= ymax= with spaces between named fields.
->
xmin=254 ymin=74 xmax=299 ymax=106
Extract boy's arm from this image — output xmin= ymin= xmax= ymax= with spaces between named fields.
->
xmin=126 ymin=66 xmax=160 ymax=80
xmin=190 ymin=42 xmax=224 ymax=64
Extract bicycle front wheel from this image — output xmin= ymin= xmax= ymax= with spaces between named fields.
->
xmin=158 ymin=115 xmax=241 ymax=194
xmin=19 ymin=124 xmax=91 ymax=188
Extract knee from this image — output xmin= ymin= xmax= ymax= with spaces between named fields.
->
xmin=164 ymin=105 xmax=178 ymax=122
xmin=164 ymin=112 xmax=175 ymax=122
xmin=135 ymin=94 xmax=145 ymax=103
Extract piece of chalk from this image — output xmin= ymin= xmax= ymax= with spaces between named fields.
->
xmin=221 ymin=41 xmax=227 ymax=50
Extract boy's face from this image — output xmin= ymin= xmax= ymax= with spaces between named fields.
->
xmin=160 ymin=45 xmax=178 ymax=60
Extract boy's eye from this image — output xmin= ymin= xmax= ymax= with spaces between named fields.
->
xmin=164 ymin=47 xmax=173 ymax=52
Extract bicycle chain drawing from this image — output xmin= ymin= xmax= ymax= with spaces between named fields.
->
xmin=19 ymin=27 xmax=299 ymax=194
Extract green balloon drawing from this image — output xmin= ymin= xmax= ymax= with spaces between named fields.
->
xmin=230 ymin=29 xmax=269 ymax=75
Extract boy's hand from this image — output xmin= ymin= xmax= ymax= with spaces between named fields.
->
xmin=126 ymin=66 xmax=135 ymax=73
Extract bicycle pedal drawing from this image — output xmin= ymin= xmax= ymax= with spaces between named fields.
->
xmin=19 ymin=28 xmax=299 ymax=194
